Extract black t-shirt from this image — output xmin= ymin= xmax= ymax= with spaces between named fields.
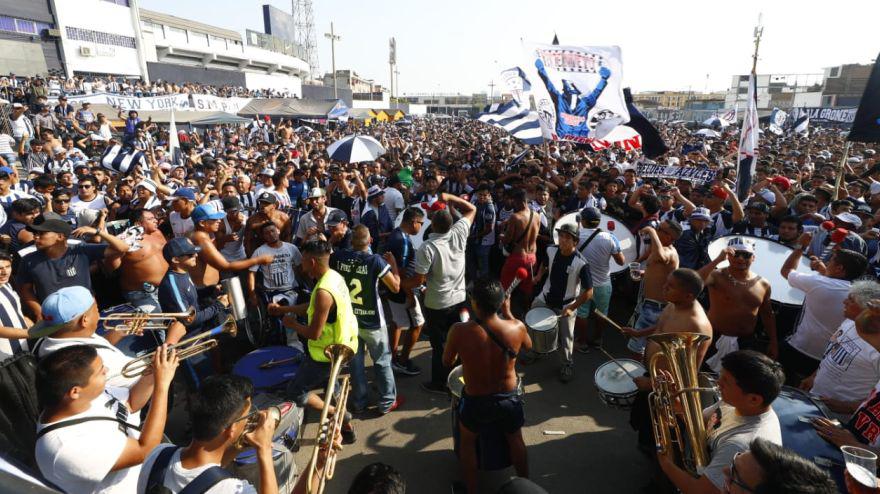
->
xmin=16 ymin=242 xmax=107 ymax=301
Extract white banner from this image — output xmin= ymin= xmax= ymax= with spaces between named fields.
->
xmin=585 ymin=125 xmax=642 ymax=152
xmin=189 ymin=94 xmax=253 ymax=114
xmin=54 ymin=92 xmax=192 ymax=111
xmin=521 ymin=42 xmax=629 ymax=142
xmin=636 ymin=163 xmax=716 ymax=184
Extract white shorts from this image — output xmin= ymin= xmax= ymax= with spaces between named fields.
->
xmin=387 ymin=295 xmax=425 ymax=330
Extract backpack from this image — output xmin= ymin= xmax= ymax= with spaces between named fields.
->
xmin=0 ymin=353 xmax=40 ymax=468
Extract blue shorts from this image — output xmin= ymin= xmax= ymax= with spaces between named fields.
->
xmin=576 ymin=283 xmax=613 ymax=319
xmin=627 ymin=299 xmax=666 ymax=354
xmin=458 ymin=389 xmax=524 ymax=435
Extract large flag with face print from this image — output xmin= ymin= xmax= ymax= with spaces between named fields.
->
xmin=521 ymin=42 xmax=630 ymax=142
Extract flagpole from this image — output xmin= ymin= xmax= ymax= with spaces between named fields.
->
xmin=736 ymin=16 xmax=763 ymax=201
xmin=832 ymin=141 xmax=852 ymax=201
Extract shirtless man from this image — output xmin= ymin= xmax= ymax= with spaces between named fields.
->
xmin=698 ymin=237 xmax=778 ymax=372
xmin=500 ymin=188 xmax=540 ymax=313
xmin=108 ymin=209 xmax=168 ymax=313
xmin=442 ymin=277 xmax=531 ymax=494
xmin=244 ymin=191 xmax=291 ymax=256
xmin=628 ymin=221 xmax=682 ymax=356
xmin=188 ymin=203 xmax=272 ymax=302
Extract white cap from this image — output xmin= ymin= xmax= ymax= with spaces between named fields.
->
xmin=835 ymin=212 xmax=863 ymax=228
xmin=757 ymin=188 xmax=776 ymax=205
xmin=727 ymin=237 xmax=756 ymax=253
xmin=870 ymin=182 xmax=880 ymax=196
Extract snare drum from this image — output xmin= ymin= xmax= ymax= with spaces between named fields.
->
xmin=594 ymin=359 xmax=646 ymax=410
xmin=233 ymin=346 xmax=303 ymax=392
xmin=447 ymin=365 xmax=524 ymax=471
xmin=230 ymin=398 xmax=302 ymax=494
xmin=525 ymin=307 xmax=559 ymax=354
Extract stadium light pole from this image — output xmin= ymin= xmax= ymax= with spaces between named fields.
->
xmin=324 ymin=22 xmax=341 ymax=99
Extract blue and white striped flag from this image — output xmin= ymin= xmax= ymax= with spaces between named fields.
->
xmin=477 ymin=100 xmax=543 ymax=145
xmin=499 ymin=67 xmax=531 ymax=105
xmin=736 ymin=73 xmax=759 ymax=201
xmin=101 ymin=144 xmax=147 ymax=175
xmin=791 ymin=107 xmax=809 ymax=136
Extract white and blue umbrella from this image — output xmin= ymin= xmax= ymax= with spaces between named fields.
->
xmin=693 ymin=129 xmax=721 ymax=138
xmin=326 ymin=135 xmax=386 ymax=163
xmin=702 ymin=116 xmax=731 ymax=128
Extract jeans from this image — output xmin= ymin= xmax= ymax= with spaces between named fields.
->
xmin=115 ymin=287 xmax=163 ymax=357
xmin=350 ymin=326 xmax=396 ymax=411
xmin=628 ymin=299 xmax=665 ymax=354
xmin=424 ymin=302 xmax=466 ymax=386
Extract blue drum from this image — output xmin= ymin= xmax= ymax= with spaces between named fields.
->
xmin=772 ymin=387 xmax=845 ymax=492
xmin=233 ymin=346 xmax=303 ymax=393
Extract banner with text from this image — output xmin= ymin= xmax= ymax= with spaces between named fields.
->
xmin=189 ymin=94 xmax=253 ymax=114
xmin=57 ymin=92 xmax=192 ymax=111
xmin=636 ymin=163 xmax=716 ymax=184
xmin=790 ymin=107 xmax=857 ymax=124
xmin=521 ymin=42 xmax=630 ymax=142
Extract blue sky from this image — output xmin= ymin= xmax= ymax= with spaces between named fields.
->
xmin=139 ymin=0 xmax=878 ymax=95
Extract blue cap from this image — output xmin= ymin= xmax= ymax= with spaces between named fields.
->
xmin=163 ymin=237 xmax=201 ymax=262
xmin=172 ymin=187 xmax=196 ymax=202
xmin=29 ymin=286 xmax=95 ymax=337
xmin=579 ymin=206 xmax=601 ymax=224
xmin=191 ymin=203 xmax=226 ymax=223
xmin=0 ymin=166 xmax=14 ymax=175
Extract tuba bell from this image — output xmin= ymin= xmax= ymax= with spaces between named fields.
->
xmin=647 ymin=332 xmax=716 ymax=474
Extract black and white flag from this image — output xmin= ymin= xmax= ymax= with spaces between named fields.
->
xmin=477 ymin=100 xmax=544 ymax=145
xmin=101 ymin=144 xmax=147 ymax=175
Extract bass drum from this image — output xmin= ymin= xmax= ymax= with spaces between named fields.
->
xmin=707 ymin=235 xmax=811 ymax=306
xmin=771 ymin=387 xmax=845 ymax=492
xmin=553 ymin=212 xmax=637 ymax=275
xmin=393 ymin=204 xmax=431 ymax=250
xmin=233 ymin=346 xmax=303 ymax=393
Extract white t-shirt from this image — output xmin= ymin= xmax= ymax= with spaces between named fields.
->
xmin=250 ymin=242 xmax=301 ymax=292
xmin=786 ymin=271 xmax=851 ymax=360
xmin=701 ymin=402 xmax=782 ymax=490
xmin=415 ymin=217 xmax=471 ymax=310
xmin=0 ymin=134 xmax=15 ymax=155
xmin=137 ymin=445 xmax=256 ymax=494
xmin=170 ymin=211 xmax=195 ymax=239
xmin=383 ymin=187 xmax=405 ymax=223
xmin=34 ymin=334 xmax=137 ymax=389
xmin=36 ymin=388 xmax=142 ymax=494
xmin=811 ymin=320 xmax=880 ymax=402
xmin=70 ymin=194 xmax=110 ymax=214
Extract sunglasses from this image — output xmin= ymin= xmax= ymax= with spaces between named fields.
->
xmin=726 ymin=452 xmax=755 ymax=492
xmin=80 ymin=184 xmax=93 ymax=189
xmin=53 ymin=198 xmax=70 ymax=203
xmin=731 ymin=251 xmax=753 ymax=260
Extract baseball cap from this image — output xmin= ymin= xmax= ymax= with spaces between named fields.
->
xmin=854 ymin=203 xmax=873 ymax=217
xmin=191 ymin=203 xmax=226 ymax=223
xmin=689 ymin=207 xmax=711 ymax=221
xmin=163 ymin=237 xmax=201 ymax=262
xmin=746 ymin=201 xmax=770 ymax=213
xmin=367 ymin=185 xmax=384 ymax=199
xmin=172 ymin=187 xmax=196 ymax=202
xmin=308 ymin=187 xmax=326 ymax=199
xmin=11 ymin=103 xmax=23 ymax=109
xmin=0 ymin=166 xmax=14 ymax=176
xmin=870 ymin=182 xmax=880 ymax=196
xmin=757 ymin=189 xmax=776 ymax=205
xmin=579 ymin=206 xmax=601 ymax=224
xmin=556 ymin=223 xmax=579 ymax=240
xmin=258 ymin=168 xmax=275 ymax=177
xmin=257 ymin=191 xmax=277 ymax=204
xmin=135 ymin=180 xmax=157 ymax=193
xmin=29 ymin=286 xmax=95 ymax=338
xmin=727 ymin=237 xmax=756 ymax=254
xmin=28 ymin=212 xmax=73 ymax=236
xmin=835 ymin=212 xmax=863 ymax=228
xmin=220 ymin=196 xmax=241 ymax=211
xmin=325 ymin=209 xmax=349 ymax=227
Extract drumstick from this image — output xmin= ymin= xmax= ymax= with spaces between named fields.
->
xmin=504 ymin=268 xmax=530 ymax=299
xmin=598 ymin=347 xmax=637 ymax=380
xmin=591 ymin=309 xmax=628 ymax=336
xmin=258 ymin=354 xmax=304 ymax=369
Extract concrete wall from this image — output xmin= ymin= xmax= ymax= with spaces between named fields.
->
xmin=0 ymin=38 xmax=50 ymax=76
xmin=0 ymin=0 xmax=64 ymax=75
xmin=244 ymin=72 xmax=302 ymax=96
xmin=146 ymin=62 xmax=246 ymax=87
xmin=301 ymin=84 xmax=352 ymax=106
xmin=53 ymin=0 xmax=142 ymax=76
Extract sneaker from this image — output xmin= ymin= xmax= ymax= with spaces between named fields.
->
xmin=559 ymin=364 xmax=575 ymax=383
xmin=391 ymin=360 xmax=408 ymax=375
xmin=380 ymin=396 xmax=403 ymax=415
xmin=392 ymin=360 xmax=422 ymax=376
xmin=341 ymin=423 xmax=357 ymax=444
xmin=420 ymin=381 xmax=449 ymax=395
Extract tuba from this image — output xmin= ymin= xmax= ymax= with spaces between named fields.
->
xmin=307 ymin=343 xmax=354 ymax=494
xmin=647 ymin=332 xmax=716 ymax=474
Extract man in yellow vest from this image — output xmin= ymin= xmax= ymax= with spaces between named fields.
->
xmin=274 ymin=239 xmax=359 ymax=444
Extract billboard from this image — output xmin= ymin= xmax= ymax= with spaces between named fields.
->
xmin=262 ymin=4 xmax=296 ymax=42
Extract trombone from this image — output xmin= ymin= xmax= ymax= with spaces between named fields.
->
xmin=119 ymin=316 xmax=237 ymax=378
xmin=99 ymin=307 xmax=195 ymax=335
xmin=307 ymin=343 xmax=354 ymax=494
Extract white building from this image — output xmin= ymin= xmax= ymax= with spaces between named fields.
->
xmin=53 ymin=0 xmax=143 ymax=77
xmin=724 ymin=73 xmax=823 ymax=111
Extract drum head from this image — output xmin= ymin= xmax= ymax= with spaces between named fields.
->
xmin=553 ymin=212 xmax=636 ymax=274
xmin=393 ymin=204 xmax=430 ymax=250
xmin=707 ymin=236 xmax=810 ymax=306
xmin=525 ymin=307 xmax=558 ymax=331
xmin=448 ymin=365 xmax=465 ymax=398
xmin=233 ymin=346 xmax=302 ymax=391
xmin=594 ymin=360 xmax=644 ymax=395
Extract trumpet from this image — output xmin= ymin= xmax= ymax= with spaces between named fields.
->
xmin=235 ymin=406 xmax=281 ymax=449
xmin=307 ymin=343 xmax=355 ymax=494
xmin=99 ymin=307 xmax=195 ymax=335
xmin=119 ymin=316 xmax=237 ymax=378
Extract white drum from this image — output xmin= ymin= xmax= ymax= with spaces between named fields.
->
xmin=594 ymin=359 xmax=646 ymax=410
xmin=447 ymin=364 xmax=524 ymax=401
xmin=707 ymin=235 xmax=811 ymax=306
xmin=553 ymin=212 xmax=637 ymax=274
xmin=393 ymin=204 xmax=431 ymax=250
xmin=524 ymin=307 xmax=559 ymax=354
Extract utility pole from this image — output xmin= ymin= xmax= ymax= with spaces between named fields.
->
xmin=324 ymin=22 xmax=341 ymax=99
xmin=389 ymin=37 xmax=396 ymax=101
xmin=488 ymin=80 xmax=496 ymax=103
